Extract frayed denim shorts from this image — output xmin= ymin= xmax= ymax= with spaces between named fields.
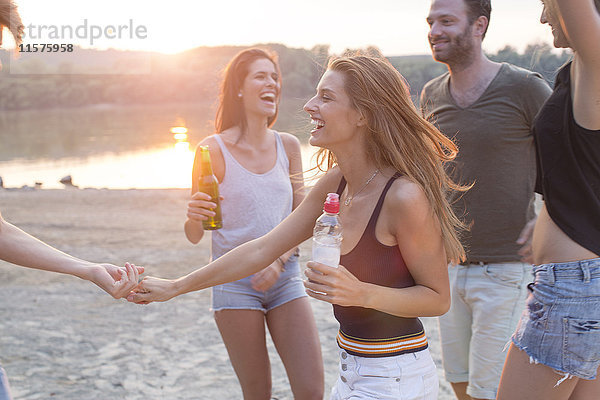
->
xmin=512 ymin=257 xmax=600 ymax=380
xmin=211 ymin=253 xmax=306 ymax=313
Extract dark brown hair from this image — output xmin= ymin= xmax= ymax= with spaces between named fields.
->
xmin=464 ymin=0 xmax=491 ymax=39
xmin=215 ymin=48 xmax=281 ymax=133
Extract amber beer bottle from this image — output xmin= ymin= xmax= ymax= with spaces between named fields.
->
xmin=198 ymin=146 xmax=222 ymax=230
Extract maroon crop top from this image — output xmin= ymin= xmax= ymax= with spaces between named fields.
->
xmin=333 ymin=173 xmax=428 ymax=358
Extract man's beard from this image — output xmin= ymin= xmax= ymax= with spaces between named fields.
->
xmin=432 ymin=25 xmax=477 ymax=68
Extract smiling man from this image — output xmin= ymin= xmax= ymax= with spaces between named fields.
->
xmin=419 ymin=1 xmax=552 ymax=400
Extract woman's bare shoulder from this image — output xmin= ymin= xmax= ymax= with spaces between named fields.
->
xmin=196 ymin=135 xmax=219 ymax=149
xmin=277 ymin=131 xmax=300 ymax=144
xmin=276 ymin=131 xmax=301 ymax=153
xmin=386 ymin=177 xmax=431 ymax=218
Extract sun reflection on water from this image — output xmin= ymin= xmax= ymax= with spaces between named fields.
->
xmin=170 ymin=127 xmax=188 ymax=135
xmin=0 ymin=143 xmax=196 ymax=189
xmin=174 ymin=141 xmax=191 ymax=152
xmin=0 ymin=142 xmax=321 ymax=189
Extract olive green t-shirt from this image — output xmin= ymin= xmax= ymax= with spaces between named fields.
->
xmin=420 ymin=63 xmax=552 ymax=262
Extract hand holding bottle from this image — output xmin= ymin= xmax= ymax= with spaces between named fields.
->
xmin=304 ymin=261 xmax=367 ymax=307
xmin=186 ymin=191 xmax=223 ymax=224
xmin=186 ymin=145 xmax=223 ymax=230
xmin=197 ymin=145 xmax=222 ymax=230
xmin=306 ymin=193 xmax=342 ymax=297
xmin=312 ymin=193 xmax=342 ymax=268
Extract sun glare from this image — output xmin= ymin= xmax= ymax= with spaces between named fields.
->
xmin=170 ymin=126 xmax=188 ymax=135
xmin=173 ymin=133 xmax=188 ymax=141
xmin=174 ymin=141 xmax=190 ymax=152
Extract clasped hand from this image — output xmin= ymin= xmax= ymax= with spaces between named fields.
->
xmin=127 ymin=276 xmax=178 ymax=304
xmin=126 ymin=260 xmax=283 ymax=305
xmin=91 ymin=262 xmax=144 ymax=299
xmin=125 ymin=260 xmax=368 ymax=305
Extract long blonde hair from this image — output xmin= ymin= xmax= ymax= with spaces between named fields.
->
xmin=315 ymin=56 xmax=467 ymax=263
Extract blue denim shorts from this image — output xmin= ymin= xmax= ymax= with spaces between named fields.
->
xmin=512 ymin=258 xmax=600 ymax=380
xmin=211 ymin=254 xmax=306 ymax=313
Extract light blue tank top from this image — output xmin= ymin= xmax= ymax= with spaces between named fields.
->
xmin=211 ymin=132 xmax=293 ymax=260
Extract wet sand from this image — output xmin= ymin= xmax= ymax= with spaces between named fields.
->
xmin=0 ymin=188 xmax=453 ymax=399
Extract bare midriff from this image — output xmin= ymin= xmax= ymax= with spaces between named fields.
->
xmin=532 ymin=204 xmax=598 ymax=265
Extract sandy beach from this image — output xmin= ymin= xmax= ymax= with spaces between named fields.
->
xmin=0 ymin=188 xmax=454 ymax=400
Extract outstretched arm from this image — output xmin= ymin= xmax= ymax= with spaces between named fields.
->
xmin=0 ymin=212 xmax=143 ymax=299
xmin=128 ymin=168 xmax=343 ymax=304
xmin=553 ymin=0 xmax=600 ymax=128
xmin=553 ymin=0 xmax=600 ymax=61
xmin=184 ymin=139 xmax=224 ymax=244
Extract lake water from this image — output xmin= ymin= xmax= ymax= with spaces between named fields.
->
xmin=0 ymin=102 xmax=319 ymax=189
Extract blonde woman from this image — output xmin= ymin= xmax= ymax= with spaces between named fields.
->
xmin=130 ymin=55 xmax=466 ymax=400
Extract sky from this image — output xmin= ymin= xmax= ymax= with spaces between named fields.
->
xmin=7 ymin=0 xmax=553 ymax=56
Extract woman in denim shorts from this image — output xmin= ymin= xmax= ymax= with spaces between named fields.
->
xmin=180 ymin=48 xmax=324 ymax=399
xmin=497 ymin=1 xmax=600 ymax=399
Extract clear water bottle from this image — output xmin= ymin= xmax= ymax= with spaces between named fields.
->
xmin=312 ymin=193 xmax=342 ymax=268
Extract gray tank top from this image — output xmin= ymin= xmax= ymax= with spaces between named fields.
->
xmin=211 ymin=132 xmax=293 ymax=260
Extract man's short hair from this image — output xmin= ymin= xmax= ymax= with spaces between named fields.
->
xmin=464 ymin=0 xmax=492 ymax=39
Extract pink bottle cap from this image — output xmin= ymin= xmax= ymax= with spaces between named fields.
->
xmin=323 ymin=193 xmax=340 ymax=213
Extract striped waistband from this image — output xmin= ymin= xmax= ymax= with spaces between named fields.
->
xmin=336 ymin=329 xmax=428 ymax=358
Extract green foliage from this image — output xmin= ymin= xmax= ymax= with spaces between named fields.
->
xmin=0 ymin=44 xmax=324 ymax=111
xmin=0 ymin=42 xmax=570 ymax=111
xmin=387 ymin=55 xmax=447 ymax=98
xmin=488 ymin=43 xmax=571 ymax=86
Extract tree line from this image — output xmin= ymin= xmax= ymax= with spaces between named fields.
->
xmin=0 ymin=43 xmax=570 ymax=111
